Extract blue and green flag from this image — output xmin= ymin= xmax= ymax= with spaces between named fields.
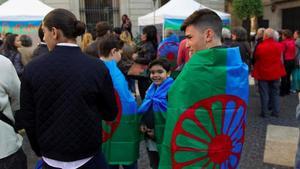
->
xmin=102 ymin=60 xmax=140 ymax=165
xmin=159 ymin=47 xmax=249 ymax=169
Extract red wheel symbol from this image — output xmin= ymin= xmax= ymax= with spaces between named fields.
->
xmin=171 ymin=95 xmax=247 ymax=169
xmin=102 ymin=90 xmax=122 ymax=142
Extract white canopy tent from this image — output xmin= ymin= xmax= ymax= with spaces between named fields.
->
xmin=138 ymin=0 xmax=230 ymax=32
xmin=0 ymin=0 xmax=53 ymax=34
xmin=0 ymin=0 xmax=53 ymax=21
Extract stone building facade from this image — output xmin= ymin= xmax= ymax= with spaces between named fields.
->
xmin=0 ymin=0 xmax=225 ymax=36
xmin=43 ymin=0 xmax=225 ymax=36
xmin=262 ymin=0 xmax=300 ymax=31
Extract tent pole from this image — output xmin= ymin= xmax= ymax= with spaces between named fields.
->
xmin=153 ymin=0 xmax=157 ymax=25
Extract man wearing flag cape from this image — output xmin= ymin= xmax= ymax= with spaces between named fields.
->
xmin=159 ymin=9 xmax=249 ymax=169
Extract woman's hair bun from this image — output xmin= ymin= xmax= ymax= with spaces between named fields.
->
xmin=74 ymin=20 xmax=86 ymax=36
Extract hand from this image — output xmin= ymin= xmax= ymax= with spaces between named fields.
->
xmin=140 ymin=124 xmax=147 ymax=133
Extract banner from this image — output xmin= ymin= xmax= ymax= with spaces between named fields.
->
xmin=0 ymin=20 xmax=41 ymax=34
xmin=164 ymin=18 xmax=231 ymax=31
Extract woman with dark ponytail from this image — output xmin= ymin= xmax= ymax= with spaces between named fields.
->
xmin=17 ymin=9 xmax=118 ymax=169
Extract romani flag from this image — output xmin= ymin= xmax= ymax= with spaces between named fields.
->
xmin=102 ymin=60 xmax=140 ymax=165
xmin=159 ymin=47 xmax=249 ymax=169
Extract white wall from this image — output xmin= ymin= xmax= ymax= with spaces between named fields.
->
xmin=41 ymin=0 xmax=80 ymax=19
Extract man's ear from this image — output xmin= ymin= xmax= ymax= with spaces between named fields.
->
xmin=205 ymin=28 xmax=214 ymax=43
xmin=110 ymin=48 xmax=117 ymax=56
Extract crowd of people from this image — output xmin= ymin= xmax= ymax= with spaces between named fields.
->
xmin=0 ymin=6 xmax=299 ymax=169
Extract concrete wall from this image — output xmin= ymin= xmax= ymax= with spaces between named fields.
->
xmin=263 ymin=0 xmax=300 ymax=30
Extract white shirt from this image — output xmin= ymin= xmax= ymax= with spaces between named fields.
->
xmin=42 ymin=156 xmax=93 ymax=169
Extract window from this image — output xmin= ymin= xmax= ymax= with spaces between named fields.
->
xmin=79 ymin=0 xmax=119 ymax=34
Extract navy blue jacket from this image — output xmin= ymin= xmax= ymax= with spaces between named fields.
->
xmin=17 ymin=45 xmax=118 ymax=161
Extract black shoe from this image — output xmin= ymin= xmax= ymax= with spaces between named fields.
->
xmin=260 ymin=114 xmax=266 ymax=118
xmin=271 ymin=113 xmax=279 ymax=118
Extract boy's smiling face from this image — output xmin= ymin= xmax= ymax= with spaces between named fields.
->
xmin=149 ymin=65 xmax=169 ymax=86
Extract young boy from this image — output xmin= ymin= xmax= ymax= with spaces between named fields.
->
xmin=98 ymin=34 xmax=139 ymax=169
xmin=138 ymin=58 xmax=174 ymax=169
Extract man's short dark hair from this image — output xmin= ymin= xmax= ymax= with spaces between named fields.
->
xmin=98 ymin=34 xmax=124 ymax=57
xmin=149 ymin=58 xmax=171 ymax=72
xmin=96 ymin=21 xmax=112 ymax=37
xmin=181 ymin=9 xmax=222 ymax=38
xmin=19 ymin=34 xmax=33 ymax=47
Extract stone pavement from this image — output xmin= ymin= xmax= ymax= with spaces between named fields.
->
xmin=22 ymin=84 xmax=300 ymax=169
xmin=239 ymin=85 xmax=299 ymax=169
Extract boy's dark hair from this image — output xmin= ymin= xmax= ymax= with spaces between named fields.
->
xmin=43 ymin=8 xmax=86 ymax=39
xmin=149 ymin=58 xmax=171 ymax=72
xmin=181 ymin=9 xmax=222 ymax=38
xmin=98 ymin=34 xmax=124 ymax=57
xmin=96 ymin=21 xmax=112 ymax=37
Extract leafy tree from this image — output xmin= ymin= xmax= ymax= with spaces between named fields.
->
xmin=232 ymin=0 xmax=263 ymax=39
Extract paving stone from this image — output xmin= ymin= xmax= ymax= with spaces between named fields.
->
xmin=263 ymin=125 xmax=299 ymax=167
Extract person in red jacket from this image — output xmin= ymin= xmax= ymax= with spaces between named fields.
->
xmin=176 ymin=39 xmax=190 ymax=68
xmin=252 ymin=28 xmax=286 ymax=118
xmin=280 ymin=29 xmax=296 ymax=96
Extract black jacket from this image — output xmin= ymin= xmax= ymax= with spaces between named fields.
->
xmin=135 ymin=41 xmax=157 ymax=65
xmin=32 ymin=43 xmax=49 ymax=59
xmin=17 ymin=45 xmax=118 ymax=161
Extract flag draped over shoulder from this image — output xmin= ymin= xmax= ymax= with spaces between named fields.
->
xmin=102 ymin=60 xmax=140 ymax=165
xmin=139 ymin=77 xmax=174 ymax=114
xmin=159 ymin=47 xmax=249 ymax=169
xmin=138 ymin=77 xmax=174 ymax=151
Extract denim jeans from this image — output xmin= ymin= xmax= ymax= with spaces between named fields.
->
xmin=0 ymin=148 xmax=27 ymax=169
xmin=43 ymin=152 xmax=108 ymax=169
xmin=109 ymin=161 xmax=137 ymax=169
xmin=258 ymin=80 xmax=280 ymax=115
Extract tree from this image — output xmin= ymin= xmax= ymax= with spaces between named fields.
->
xmin=232 ymin=0 xmax=263 ymax=39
